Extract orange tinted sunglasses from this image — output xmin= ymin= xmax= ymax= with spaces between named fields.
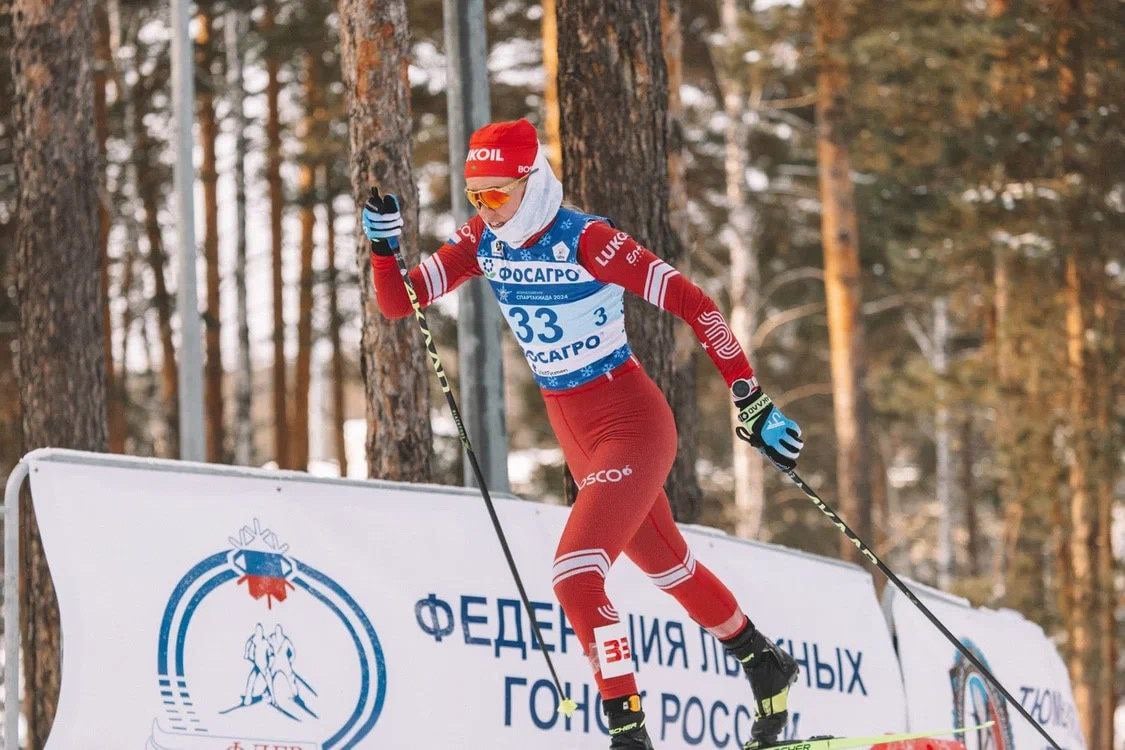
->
xmin=464 ymin=169 xmax=538 ymax=211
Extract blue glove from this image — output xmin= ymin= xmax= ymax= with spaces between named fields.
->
xmin=732 ymin=377 xmax=804 ymax=470
xmin=363 ymin=187 xmax=403 ymax=256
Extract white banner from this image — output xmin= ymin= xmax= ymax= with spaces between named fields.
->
xmin=885 ymin=583 xmax=1086 ymax=750
xmin=27 ymin=451 xmax=910 ymax=748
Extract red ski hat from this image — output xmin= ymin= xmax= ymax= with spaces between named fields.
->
xmin=464 ymin=118 xmax=539 ymax=179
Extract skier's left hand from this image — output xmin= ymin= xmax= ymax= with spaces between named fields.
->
xmin=363 ymin=187 xmax=403 ymax=256
xmin=731 ymin=377 xmax=804 ymax=470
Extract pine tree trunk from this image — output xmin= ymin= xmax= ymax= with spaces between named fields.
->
xmin=541 ymin=0 xmax=561 ymax=174
xmin=197 ymin=0 xmax=224 ymax=463
xmin=140 ymin=192 xmax=180 ymax=455
xmin=661 ymin=0 xmax=702 ymax=524
xmin=324 ymin=172 xmax=348 ymax=477
xmin=992 ymin=246 xmax=1050 ymax=614
xmin=557 ymin=0 xmax=697 ymax=519
xmin=0 ymin=241 xmax=17 ymax=484
xmin=226 ymin=9 xmax=254 ymax=466
xmin=292 ymin=51 xmax=318 ymax=472
xmin=107 ymin=0 xmax=146 ymax=455
xmin=136 ymin=306 xmax=160 ymax=455
xmin=263 ymin=0 xmax=289 ymax=469
xmin=1090 ymin=264 xmax=1116 ymax=750
xmin=813 ymin=0 xmax=875 ymax=558
xmin=0 ymin=1 xmax=17 ymax=483
xmin=1057 ymin=6 xmax=1096 ymax=740
xmin=0 ymin=0 xmax=18 ymax=488
xmin=0 ymin=241 xmax=16 ymax=478
xmin=115 ymin=242 xmax=137 ymax=436
xmin=135 ymin=89 xmax=180 ymax=457
xmin=0 ymin=11 xmax=21 ymax=728
xmin=993 ymin=244 xmax=1017 ymax=595
xmin=11 ymin=1 xmax=107 ymax=744
xmin=93 ymin=2 xmax=125 ymax=454
xmin=543 ymin=0 xmax=570 ymax=501
xmin=961 ymin=414 xmax=980 ymax=578
xmin=337 ymin=0 xmax=432 ymax=481
xmin=718 ymin=0 xmax=765 ymax=538
xmin=987 ymin=0 xmax=1022 ymax=601
xmin=1063 ymin=251 xmax=1094 ymax=743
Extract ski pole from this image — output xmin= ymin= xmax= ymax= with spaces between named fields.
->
xmin=375 ymin=221 xmax=578 ymax=718
xmin=782 ymin=469 xmax=1063 ymax=750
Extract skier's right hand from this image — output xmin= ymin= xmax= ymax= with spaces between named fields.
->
xmin=363 ymin=187 xmax=403 ymax=256
xmin=732 ymin=377 xmax=804 ymax=470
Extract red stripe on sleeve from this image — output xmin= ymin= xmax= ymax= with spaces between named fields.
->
xmin=578 ymin=221 xmax=754 ymax=386
xmin=370 ymin=215 xmax=486 ymax=319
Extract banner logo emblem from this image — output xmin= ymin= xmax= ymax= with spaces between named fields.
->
xmin=151 ymin=518 xmax=386 ymax=748
xmin=949 ymin=639 xmax=1015 ymax=750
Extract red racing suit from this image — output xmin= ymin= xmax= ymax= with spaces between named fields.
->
xmin=371 ymin=209 xmax=754 ymax=699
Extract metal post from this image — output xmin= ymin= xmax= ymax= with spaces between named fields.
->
xmin=443 ymin=0 xmax=509 ymax=492
xmin=171 ymin=0 xmax=206 ymax=462
xmin=3 ymin=460 xmax=29 ymax=748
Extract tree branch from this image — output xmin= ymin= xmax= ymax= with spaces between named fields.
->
xmin=754 ymin=301 xmax=826 ymax=348
xmin=757 ymin=266 xmax=825 ymax=312
xmin=774 ymin=382 xmax=833 ymax=409
xmin=903 ymin=310 xmax=933 ymax=361
xmin=761 ymin=92 xmax=817 ymax=110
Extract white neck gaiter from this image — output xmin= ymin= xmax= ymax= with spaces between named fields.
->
xmin=489 ymin=145 xmax=563 ymax=248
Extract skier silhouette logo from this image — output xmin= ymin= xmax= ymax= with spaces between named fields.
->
xmin=153 ymin=519 xmax=385 ymax=748
xmin=225 ymin=623 xmax=319 ymax=720
xmin=243 ymin=623 xmax=271 ymax=705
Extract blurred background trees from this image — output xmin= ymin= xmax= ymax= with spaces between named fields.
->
xmin=2 ymin=0 xmax=1121 ymax=746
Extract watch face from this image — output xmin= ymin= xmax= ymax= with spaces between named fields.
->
xmin=733 ymin=378 xmax=757 ymax=398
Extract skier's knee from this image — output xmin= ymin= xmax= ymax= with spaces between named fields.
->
xmin=552 ymin=569 xmax=607 ymax=607
xmin=551 ymin=548 xmax=611 ymax=608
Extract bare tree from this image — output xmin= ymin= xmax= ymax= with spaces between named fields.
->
xmin=11 ymin=0 xmax=108 ymax=744
xmin=904 ymin=299 xmax=954 ymax=587
xmin=337 ymin=0 xmax=432 ymax=480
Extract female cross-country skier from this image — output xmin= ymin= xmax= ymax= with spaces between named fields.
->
xmin=363 ymin=118 xmax=804 ymax=749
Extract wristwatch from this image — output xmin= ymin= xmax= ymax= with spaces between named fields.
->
xmin=731 ymin=377 xmax=760 ymax=400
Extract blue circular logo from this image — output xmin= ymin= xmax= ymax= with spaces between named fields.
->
xmin=153 ymin=519 xmax=386 ymax=749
